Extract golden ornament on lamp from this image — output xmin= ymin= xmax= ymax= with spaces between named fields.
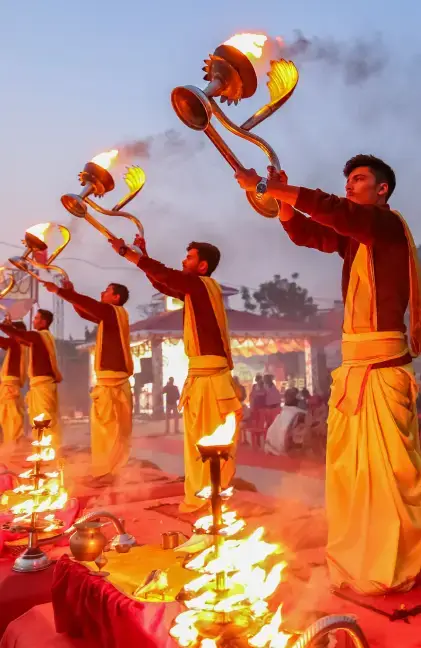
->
xmin=171 ymin=33 xmax=299 ymax=218
xmin=61 ymin=150 xmax=146 ymax=249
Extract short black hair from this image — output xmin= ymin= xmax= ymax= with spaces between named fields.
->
xmin=187 ymin=242 xmax=221 ymax=276
xmin=343 ymin=154 xmax=396 ymax=201
xmin=38 ymin=309 xmax=53 ymax=328
xmin=109 ymin=283 xmax=129 ymax=306
xmin=12 ymin=320 xmax=27 ymax=331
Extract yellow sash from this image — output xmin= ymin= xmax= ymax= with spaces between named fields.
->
xmin=1 ymin=345 xmax=26 ymax=386
xmin=335 ymin=209 xmax=421 ymax=415
xmin=29 ymin=330 xmax=62 ymax=383
xmin=184 ymin=277 xmax=233 ymax=369
xmin=393 ymin=211 xmax=421 ymax=357
xmin=95 ymin=305 xmax=134 ymax=380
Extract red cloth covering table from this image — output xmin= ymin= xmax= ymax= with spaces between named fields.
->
xmin=52 ymin=547 xmax=193 ymax=648
xmin=0 ymin=603 xmax=90 ymax=648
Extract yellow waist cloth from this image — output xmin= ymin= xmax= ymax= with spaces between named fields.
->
xmin=179 ymin=355 xmax=233 ymax=412
xmin=96 ymin=372 xmax=131 ymax=386
xmin=1 ymin=376 xmax=21 ymax=385
xmin=333 ymin=331 xmax=411 ymax=415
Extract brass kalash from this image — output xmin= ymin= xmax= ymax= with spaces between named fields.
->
xmin=60 ymin=150 xmax=145 ymax=247
xmin=171 ymin=33 xmax=298 ymax=219
xmin=8 ymin=222 xmax=71 ymax=285
xmin=170 ymin=415 xmax=369 ymax=648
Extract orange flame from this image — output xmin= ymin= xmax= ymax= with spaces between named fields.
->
xmin=198 ymin=414 xmax=236 ymax=448
xmin=224 ymin=33 xmax=267 ymax=59
xmin=91 ymin=149 xmax=118 ymax=170
xmin=26 ymin=223 xmax=51 ymax=243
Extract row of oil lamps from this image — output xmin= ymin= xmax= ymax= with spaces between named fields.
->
xmin=0 ymin=34 xmax=299 ymax=300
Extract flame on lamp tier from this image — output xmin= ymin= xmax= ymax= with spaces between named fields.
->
xmin=91 ymin=149 xmax=119 ymax=170
xmin=9 ymin=417 xmax=68 ymax=532
xmin=224 ymin=33 xmax=268 ymax=59
xmin=25 ymin=223 xmax=51 ymax=244
xmin=198 ymin=414 xmax=236 ymax=448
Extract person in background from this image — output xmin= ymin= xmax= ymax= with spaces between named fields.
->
xmin=162 ymin=377 xmax=180 ymax=434
xmin=0 ymin=310 xmax=62 ymax=450
xmin=44 ymin=280 xmax=133 ymax=486
xmin=263 ymin=374 xmax=281 ymax=428
xmin=298 ymin=387 xmax=311 ymax=410
xmin=233 ymin=376 xmax=247 ymax=403
xmin=265 ymin=388 xmax=304 ymax=455
xmin=249 ymin=375 xmax=266 ymax=429
xmin=0 ymin=320 xmax=27 ymax=447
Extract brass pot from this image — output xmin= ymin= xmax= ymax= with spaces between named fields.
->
xmin=69 ymin=520 xmax=107 ymax=562
xmin=161 ymin=531 xmax=188 ymax=550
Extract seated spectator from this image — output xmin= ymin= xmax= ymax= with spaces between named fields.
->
xmin=264 ymin=389 xmax=304 ymax=456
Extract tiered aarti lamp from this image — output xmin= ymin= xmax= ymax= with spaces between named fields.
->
xmin=171 ymin=33 xmax=299 ymax=218
xmin=60 ymin=151 xmax=146 ymax=247
xmin=170 ymin=415 xmax=369 ymax=648
xmin=5 ymin=414 xmax=68 ymax=572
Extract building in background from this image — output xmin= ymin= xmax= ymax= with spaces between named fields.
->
xmin=79 ymin=287 xmax=338 ymax=416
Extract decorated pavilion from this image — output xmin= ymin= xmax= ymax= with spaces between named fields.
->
xmin=83 ymin=287 xmax=336 ymax=416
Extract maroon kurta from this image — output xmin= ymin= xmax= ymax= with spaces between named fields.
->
xmin=282 ymin=188 xmax=412 ymax=367
xmin=57 ymin=289 xmax=127 ymax=373
xmin=0 ymin=337 xmax=22 ymax=378
xmin=0 ymin=325 xmax=55 ymax=378
xmin=137 ymin=257 xmax=226 ymax=359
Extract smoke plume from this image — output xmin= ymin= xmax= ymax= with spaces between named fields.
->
xmin=117 ymin=129 xmax=205 ymax=163
xmin=273 ymin=31 xmax=387 ymax=84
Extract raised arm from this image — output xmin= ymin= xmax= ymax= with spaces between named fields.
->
xmin=279 ymin=203 xmax=347 ymax=255
xmin=73 ymin=305 xmax=101 ymax=324
xmin=293 ymin=188 xmax=403 ymax=245
xmin=147 ymin=276 xmax=185 ymax=301
xmin=0 ymin=324 xmax=38 ymax=346
xmin=137 ymin=257 xmax=195 ymax=296
xmin=0 ymin=337 xmax=12 ymax=350
xmin=48 ymin=286 xmax=110 ymax=322
xmin=235 ymin=168 xmax=404 ymax=245
xmin=108 ymin=236 xmax=196 ymax=297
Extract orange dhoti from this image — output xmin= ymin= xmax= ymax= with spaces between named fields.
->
xmin=179 ymin=355 xmax=241 ymax=513
xmin=90 ymin=377 xmax=132 ymax=478
xmin=26 ymin=377 xmax=61 ymax=449
xmin=327 ymin=331 xmax=421 ymax=596
xmin=0 ymin=378 xmax=24 ymax=445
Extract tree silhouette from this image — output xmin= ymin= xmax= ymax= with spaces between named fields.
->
xmin=241 ymin=273 xmax=317 ymax=320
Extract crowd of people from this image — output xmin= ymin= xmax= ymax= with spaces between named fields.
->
xmin=230 ymin=373 xmax=329 ymax=458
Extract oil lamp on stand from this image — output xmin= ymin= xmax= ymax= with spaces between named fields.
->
xmin=3 ymin=414 xmax=68 ymax=573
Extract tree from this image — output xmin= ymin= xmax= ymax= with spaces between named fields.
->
xmin=241 ymin=273 xmax=318 ymax=320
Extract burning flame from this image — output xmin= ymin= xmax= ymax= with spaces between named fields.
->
xmin=224 ymin=33 xmax=267 ymax=59
xmin=198 ymin=414 xmax=236 ymax=448
xmin=26 ymin=224 xmax=51 ymax=243
xmin=7 ymin=419 xmax=68 ymax=531
xmin=91 ymin=149 xmax=118 ymax=170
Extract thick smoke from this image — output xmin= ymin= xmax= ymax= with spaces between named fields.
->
xmin=117 ymin=129 xmax=205 ymax=163
xmin=273 ymin=31 xmax=387 ymax=84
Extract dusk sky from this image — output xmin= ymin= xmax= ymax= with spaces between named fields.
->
xmin=2 ymin=0 xmax=421 ymax=338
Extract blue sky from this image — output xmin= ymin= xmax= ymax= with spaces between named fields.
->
xmin=2 ymin=0 xmax=421 ymax=336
